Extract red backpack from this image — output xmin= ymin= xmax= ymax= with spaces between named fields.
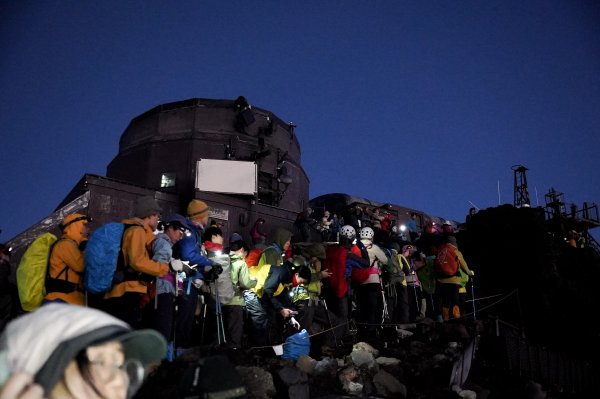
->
xmin=434 ymin=244 xmax=459 ymax=277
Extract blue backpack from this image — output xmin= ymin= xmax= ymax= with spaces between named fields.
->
xmin=281 ymin=329 xmax=310 ymax=361
xmin=84 ymin=222 xmax=133 ymax=294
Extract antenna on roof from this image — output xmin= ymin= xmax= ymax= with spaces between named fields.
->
xmin=468 ymin=201 xmax=480 ymax=211
xmin=497 ymin=180 xmax=501 ymax=205
xmin=512 ymin=164 xmax=531 ymax=208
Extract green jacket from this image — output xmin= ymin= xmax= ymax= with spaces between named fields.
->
xmin=226 ymin=252 xmax=257 ymax=306
xmin=258 ymin=227 xmax=292 ymax=267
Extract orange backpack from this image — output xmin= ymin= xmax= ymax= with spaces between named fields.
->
xmin=245 ymin=248 xmax=264 ymax=267
xmin=434 ymin=243 xmax=459 ymax=277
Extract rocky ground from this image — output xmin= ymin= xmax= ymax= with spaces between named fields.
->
xmin=133 ymin=317 xmax=574 ymax=399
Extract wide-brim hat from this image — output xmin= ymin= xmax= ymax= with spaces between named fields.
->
xmin=134 ymin=196 xmax=162 ymax=218
xmin=0 ymin=303 xmax=166 ymax=393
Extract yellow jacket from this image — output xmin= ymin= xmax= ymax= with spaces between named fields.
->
xmin=248 ymin=264 xmax=285 ymax=298
xmin=104 ymin=218 xmax=169 ymax=299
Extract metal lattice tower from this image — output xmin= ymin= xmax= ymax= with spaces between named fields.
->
xmin=512 ymin=165 xmax=531 ymax=208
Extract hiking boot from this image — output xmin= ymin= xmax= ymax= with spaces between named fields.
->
xmin=452 ymin=305 xmax=461 ymax=319
xmin=442 ymin=307 xmax=450 ymax=321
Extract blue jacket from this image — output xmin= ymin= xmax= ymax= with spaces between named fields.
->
xmin=173 ymin=221 xmax=213 ymax=279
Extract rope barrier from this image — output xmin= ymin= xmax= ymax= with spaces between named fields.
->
xmin=243 ymin=289 xmax=519 ymax=351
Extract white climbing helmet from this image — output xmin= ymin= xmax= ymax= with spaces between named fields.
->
xmin=359 ymin=227 xmax=374 ymax=240
xmin=340 ymin=225 xmax=356 ymax=239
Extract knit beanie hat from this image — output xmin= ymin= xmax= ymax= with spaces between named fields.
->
xmin=134 ymin=196 xmax=162 ymax=218
xmin=187 ymin=199 xmax=210 ymax=221
xmin=229 ymin=233 xmax=243 ymax=243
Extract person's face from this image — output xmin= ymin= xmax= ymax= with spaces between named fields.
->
xmin=166 ymin=226 xmax=184 ymax=244
xmin=212 ymin=234 xmax=223 ymax=245
xmin=85 ymin=341 xmax=130 ymax=399
xmin=308 ymin=256 xmax=321 ymax=270
xmin=81 ymin=223 xmax=90 ymax=239
xmin=148 ymin=213 xmax=160 ymax=231
xmin=283 ymin=239 xmax=291 ymax=251
xmin=54 ymin=341 xmax=132 ymax=399
xmin=294 ymin=273 xmax=308 ymax=286
xmin=236 ymin=247 xmax=248 ymax=258
xmin=199 ymin=214 xmax=210 ymax=226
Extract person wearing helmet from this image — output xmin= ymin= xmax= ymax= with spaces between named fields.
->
xmin=321 ymin=225 xmax=370 ymax=342
xmin=355 ymin=226 xmax=389 ymax=344
xmin=44 ymin=213 xmax=91 ymax=306
xmin=442 ymin=220 xmax=455 ymax=236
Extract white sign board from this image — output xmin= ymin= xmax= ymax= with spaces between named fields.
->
xmin=209 ymin=207 xmax=229 ymax=221
xmin=195 ymin=159 xmax=257 ymax=195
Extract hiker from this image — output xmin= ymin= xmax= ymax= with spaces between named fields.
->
xmin=257 ymin=227 xmax=292 ymax=267
xmin=294 ymin=207 xmax=316 ymax=242
xmin=406 ymin=212 xmax=419 ymax=242
xmin=435 ymin=236 xmax=474 ymax=321
xmin=103 ymin=196 xmax=169 ymax=329
xmin=318 ymin=211 xmax=332 ymax=241
xmin=222 ymin=234 xmax=257 ymax=348
xmin=148 ymin=214 xmax=191 ymax=346
xmin=250 ymin=218 xmax=267 ymax=248
xmin=322 ymin=225 xmax=370 ymax=339
xmin=0 ymin=303 xmax=166 ymax=399
xmin=244 ymin=261 xmax=311 ymax=346
xmin=171 ymin=199 xmax=214 ymax=349
xmin=202 ymin=226 xmax=224 ymax=258
xmin=288 ymin=255 xmax=338 ymax=356
xmin=386 ymin=244 xmax=412 ymax=325
xmin=403 ymin=245 xmax=427 ymax=322
xmin=355 ymin=227 xmax=389 ymax=344
xmin=43 ymin=213 xmax=90 ymax=306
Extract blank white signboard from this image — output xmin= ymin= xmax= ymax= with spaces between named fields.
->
xmin=195 ymin=159 xmax=257 ymax=195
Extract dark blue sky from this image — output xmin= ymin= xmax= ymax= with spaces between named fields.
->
xmin=1 ymin=1 xmax=599 ymax=242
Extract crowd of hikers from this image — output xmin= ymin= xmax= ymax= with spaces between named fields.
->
xmin=0 ymin=197 xmax=476 ymax=396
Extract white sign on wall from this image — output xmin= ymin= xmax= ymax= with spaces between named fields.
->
xmin=195 ymin=159 xmax=257 ymax=195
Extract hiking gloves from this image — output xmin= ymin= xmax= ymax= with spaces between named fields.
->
xmin=170 ymin=258 xmax=184 ymax=272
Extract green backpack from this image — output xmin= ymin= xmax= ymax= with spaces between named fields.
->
xmin=16 ymin=232 xmax=58 ymax=311
xmin=416 ymin=256 xmax=437 ymax=295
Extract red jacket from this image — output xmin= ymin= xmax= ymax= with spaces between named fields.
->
xmin=324 ymin=245 xmax=348 ymax=298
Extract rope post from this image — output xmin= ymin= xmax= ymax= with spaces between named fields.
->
xmin=470 ymin=276 xmax=477 ymax=321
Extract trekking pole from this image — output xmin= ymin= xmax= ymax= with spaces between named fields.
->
xmin=411 ymin=281 xmax=420 ymax=316
xmin=200 ymin=298 xmax=207 ymax=345
xmin=322 ymin=298 xmax=339 ymax=348
xmin=470 ymin=276 xmax=477 ymax=321
xmin=213 ymin=280 xmax=226 ymax=345
xmin=380 ymin=281 xmax=390 ymax=324
xmin=167 ymin=295 xmax=178 ymax=362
